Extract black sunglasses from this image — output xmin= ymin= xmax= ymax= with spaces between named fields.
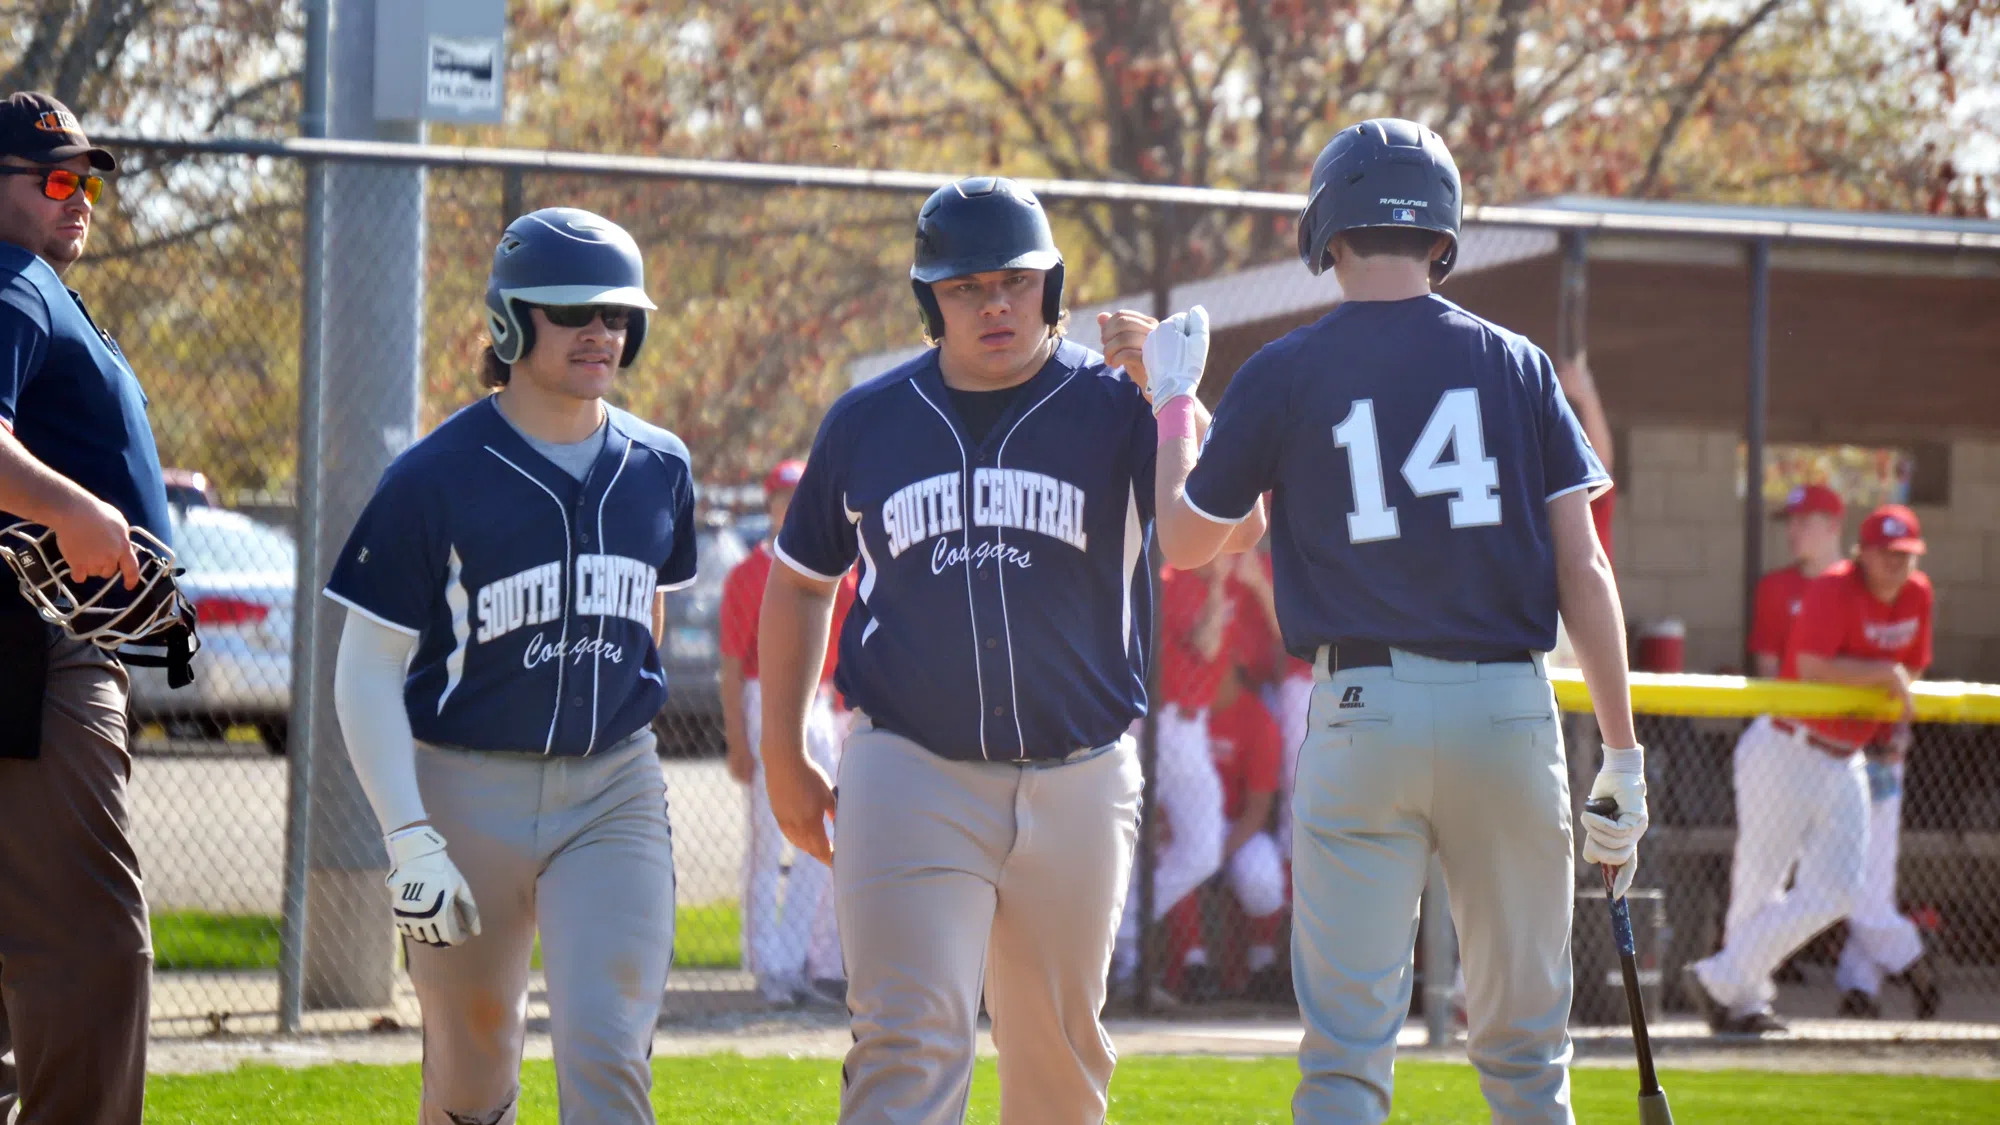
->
xmin=0 ymin=166 xmax=104 ymax=205
xmin=533 ymin=304 xmax=634 ymax=330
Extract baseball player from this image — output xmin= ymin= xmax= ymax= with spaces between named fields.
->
xmin=1153 ymin=119 xmax=1642 ymax=1125
xmin=1195 ymin=662 xmax=1289 ymax=998
xmin=325 ymin=208 xmax=691 ymax=1124
xmin=719 ymin=457 xmax=855 ymax=1008
xmin=0 ymin=92 xmax=174 ymax=1125
xmin=1229 ymin=546 xmax=1315 ymax=859
xmin=1110 ymin=561 xmax=1227 ymax=999
xmin=1685 ymin=504 xmax=1936 ymax=1032
xmin=756 ymin=176 xmax=1264 ymax=1125
xmin=1747 ymin=484 xmax=1847 ymax=679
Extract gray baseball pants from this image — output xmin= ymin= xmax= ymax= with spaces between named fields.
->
xmin=406 ymin=728 xmax=675 ymax=1125
xmin=1291 ymin=648 xmax=1575 ymax=1125
xmin=833 ymin=723 xmax=1142 ymax=1125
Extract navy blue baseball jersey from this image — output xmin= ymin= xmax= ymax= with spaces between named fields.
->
xmin=777 ymin=339 xmax=1157 ymax=762
xmin=324 ymin=397 xmax=697 ymax=755
xmin=1185 ymin=295 xmax=1606 ymax=662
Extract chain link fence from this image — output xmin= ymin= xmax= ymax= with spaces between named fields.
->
xmin=71 ymin=140 xmax=2000 ymax=1047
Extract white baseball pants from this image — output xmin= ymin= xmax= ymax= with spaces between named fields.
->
xmin=1693 ymin=716 xmax=1868 ymax=1016
xmin=1835 ymin=760 xmax=1923 ymax=995
xmin=741 ymin=678 xmax=845 ymax=1000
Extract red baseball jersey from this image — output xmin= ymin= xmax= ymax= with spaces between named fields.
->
xmin=1748 ymin=564 xmax=1814 ymax=661
xmin=719 ymin=541 xmax=854 ymax=682
xmin=1590 ymin=485 xmax=1616 ymax=567
xmin=1158 ymin=565 xmax=1234 ymax=711
xmin=1207 ymin=688 xmax=1282 ymax=821
xmin=1229 ymin=551 xmax=1311 ymax=686
xmin=1781 ymin=561 xmax=1933 ymax=748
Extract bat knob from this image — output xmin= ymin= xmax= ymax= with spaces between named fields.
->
xmin=1584 ymin=796 xmax=1619 ymax=818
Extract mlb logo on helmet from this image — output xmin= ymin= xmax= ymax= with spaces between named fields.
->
xmin=1392 ymin=208 xmax=1416 ymax=223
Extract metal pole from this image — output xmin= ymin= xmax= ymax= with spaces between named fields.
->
xmin=501 ymin=166 xmax=523 ymax=230
xmin=278 ymin=0 xmax=332 ymax=1035
xmin=300 ymin=0 xmax=427 ymax=1010
xmin=1557 ymin=230 xmax=1588 ymax=368
xmin=1743 ymin=240 xmax=1770 ymax=671
xmin=1133 ymin=202 xmax=1175 ymax=1012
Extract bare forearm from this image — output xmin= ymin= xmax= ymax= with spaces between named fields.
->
xmin=756 ymin=569 xmax=838 ymax=768
xmin=1223 ymin=794 xmax=1272 ymax=859
xmin=719 ymin=656 xmax=749 ymax=758
xmin=1796 ymin=653 xmax=1906 ymax=690
xmin=0 ymin=425 xmax=96 ymax=525
xmin=1753 ymin=653 xmax=1781 ymax=680
xmin=1558 ymin=547 xmax=1636 ymax=748
xmin=1157 ymin=400 xmax=1244 ymax=568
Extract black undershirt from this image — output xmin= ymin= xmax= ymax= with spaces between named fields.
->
xmin=945 ymin=382 xmax=1032 ymax=446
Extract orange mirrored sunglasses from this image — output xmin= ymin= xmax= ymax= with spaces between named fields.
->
xmin=0 ymin=166 xmax=104 ymax=205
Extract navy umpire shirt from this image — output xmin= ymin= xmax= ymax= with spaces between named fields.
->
xmin=777 ymin=338 xmax=1158 ymax=763
xmin=1186 ymin=295 xmax=1607 ymax=663
xmin=325 ymin=398 xmax=698 ymax=756
xmin=0 ymin=244 xmax=172 ymax=551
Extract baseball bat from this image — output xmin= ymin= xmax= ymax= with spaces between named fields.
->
xmin=1584 ymin=795 xmax=1675 ymax=1125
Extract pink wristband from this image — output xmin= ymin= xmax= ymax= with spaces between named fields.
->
xmin=1157 ymin=395 xmax=1198 ymax=442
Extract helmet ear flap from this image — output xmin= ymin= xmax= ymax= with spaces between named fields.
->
xmin=1430 ymin=236 xmax=1458 ymax=283
xmin=488 ymin=297 xmax=534 ymax=364
xmin=1297 ymin=188 xmax=1335 ymax=277
xmin=619 ymin=308 xmax=648 ymax=367
xmin=913 ymin=280 xmax=945 ymax=340
xmin=1041 ymin=262 xmax=1065 ymax=327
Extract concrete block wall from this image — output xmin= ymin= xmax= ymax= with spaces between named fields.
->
xmin=1611 ymin=429 xmax=2000 ymax=682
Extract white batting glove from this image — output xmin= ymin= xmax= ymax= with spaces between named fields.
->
xmin=1142 ymin=304 xmax=1209 ymax=416
xmin=386 ymin=826 xmax=482 ymax=948
xmin=1581 ymin=744 xmax=1649 ymax=899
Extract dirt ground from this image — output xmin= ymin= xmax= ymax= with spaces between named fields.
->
xmin=148 ymin=1011 xmax=2000 ymax=1080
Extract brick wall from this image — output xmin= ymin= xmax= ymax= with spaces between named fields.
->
xmin=1611 ymin=428 xmax=2000 ymax=682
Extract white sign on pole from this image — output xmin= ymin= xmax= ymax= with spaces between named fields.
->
xmin=426 ymin=35 xmax=501 ymax=112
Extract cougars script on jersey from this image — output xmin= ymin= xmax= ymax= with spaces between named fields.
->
xmin=776 ymin=339 xmax=1157 ymax=762
xmin=325 ymin=398 xmax=697 ymax=756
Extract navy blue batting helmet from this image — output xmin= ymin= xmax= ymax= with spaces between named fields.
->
xmin=485 ymin=208 xmax=658 ymax=367
xmin=1297 ymin=119 xmax=1461 ymax=282
xmin=910 ymin=177 xmax=1064 ymax=340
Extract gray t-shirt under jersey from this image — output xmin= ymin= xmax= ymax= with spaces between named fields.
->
xmin=499 ymin=407 xmax=608 ymax=481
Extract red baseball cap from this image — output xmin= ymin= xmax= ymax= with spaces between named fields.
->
xmin=1859 ymin=504 xmax=1926 ymax=554
xmin=1777 ymin=483 xmax=1844 ymax=520
xmin=763 ymin=458 xmax=806 ymax=495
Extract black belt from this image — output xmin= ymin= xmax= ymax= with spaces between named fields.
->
xmin=1320 ymin=640 xmax=1535 ymax=674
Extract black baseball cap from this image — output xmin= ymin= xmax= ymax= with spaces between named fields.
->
xmin=0 ymin=92 xmax=116 ymax=172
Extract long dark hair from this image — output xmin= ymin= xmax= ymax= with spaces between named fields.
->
xmin=480 ymin=345 xmax=511 ymax=388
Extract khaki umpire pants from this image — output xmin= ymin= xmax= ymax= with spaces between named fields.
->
xmin=834 ymin=723 xmax=1142 ymax=1125
xmin=1291 ymin=649 xmax=1574 ymax=1125
xmin=0 ymin=633 xmax=151 ymax=1125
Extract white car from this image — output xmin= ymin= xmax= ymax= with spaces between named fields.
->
xmin=127 ymin=506 xmax=296 ymax=753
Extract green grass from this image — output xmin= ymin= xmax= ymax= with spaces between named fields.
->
xmin=152 ymin=902 xmax=743 ymax=973
xmin=145 ymin=1055 xmax=1998 ymax=1124
xmin=151 ymin=911 xmax=283 ymax=972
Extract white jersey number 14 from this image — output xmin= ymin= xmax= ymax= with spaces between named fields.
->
xmin=1331 ymin=388 xmax=1501 ymax=544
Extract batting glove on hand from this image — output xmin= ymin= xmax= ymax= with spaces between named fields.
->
xmin=1581 ymin=745 xmax=1649 ymax=899
xmin=1142 ymin=304 xmax=1209 ymax=416
xmin=386 ymin=826 xmax=482 ymax=948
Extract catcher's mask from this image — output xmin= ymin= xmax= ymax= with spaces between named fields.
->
xmin=0 ymin=521 xmax=201 ymax=687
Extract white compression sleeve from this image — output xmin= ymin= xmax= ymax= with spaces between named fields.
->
xmin=332 ymin=607 xmax=429 ymax=835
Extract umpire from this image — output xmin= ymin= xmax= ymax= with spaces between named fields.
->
xmin=0 ymin=92 xmax=171 ymax=1125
